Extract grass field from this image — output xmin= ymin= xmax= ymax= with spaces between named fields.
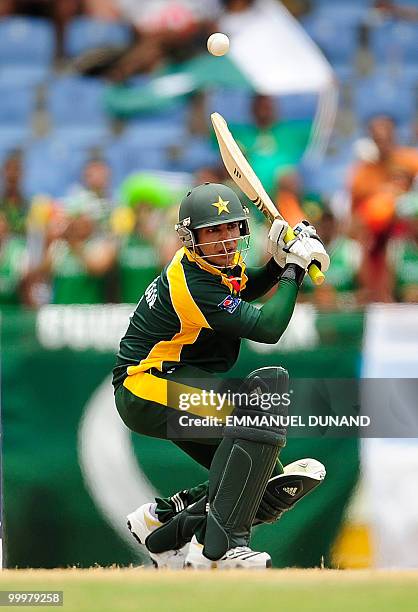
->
xmin=0 ymin=569 xmax=417 ymax=612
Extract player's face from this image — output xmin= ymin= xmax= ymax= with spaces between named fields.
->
xmin=196 ymin=221 xmax=241 ymax=267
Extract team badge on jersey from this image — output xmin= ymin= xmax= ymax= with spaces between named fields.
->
xmin=218 ymin=295 xmax=241 ymax=313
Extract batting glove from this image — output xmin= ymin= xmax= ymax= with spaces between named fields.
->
xmin=293 ymin=219 xmax=318 ymax=237
xmin=284 ymin=232 xmax=330 ymax=272
xmin=267 ymin=218 xmax=289 ymax=267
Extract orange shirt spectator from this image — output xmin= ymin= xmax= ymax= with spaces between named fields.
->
xmin=350 ymin=116 xmax=418 ymax=210
xmin=275 ymin=171 xmax=306 ymax=226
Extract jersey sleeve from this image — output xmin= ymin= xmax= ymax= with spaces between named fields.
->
xmin=241 ymin=258 xmax=282 ymax=302
xmin=189 ymin=279 xmax=261 ymax=338
xmin=187 ymin=264 xmax=301 ymax=344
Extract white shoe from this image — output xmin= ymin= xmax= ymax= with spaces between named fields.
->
xmin=184 ymin=536 xmax=271 ymax=570
xmin=127 ymin=502 xmax=187 ymax=569
xmin=283 ymin=458 xmax=326 ymax=480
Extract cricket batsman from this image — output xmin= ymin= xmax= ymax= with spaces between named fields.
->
xmin=113 ymin=182 xmax=329 ymax=569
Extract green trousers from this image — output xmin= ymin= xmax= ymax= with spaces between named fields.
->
xmin=114 ymin=365 xmax=284 ymax=520
xmin=114 ymin=365 xmax=225 ymax=468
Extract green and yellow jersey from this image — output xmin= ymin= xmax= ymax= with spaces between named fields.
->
xmin=0 ymin=199 xmax=28 ymax=235
xmin=117 ymin=234 xmax=160 ymax=303
xmin=0 ymin=237 xmax=27 ymax=305
xmin=50 ymin=239 xmax=107 ymax=305
xmin=113 ymin=247 xmax=301 ymax=389
xmin=388 ymin=238 xmax=418 ymax=301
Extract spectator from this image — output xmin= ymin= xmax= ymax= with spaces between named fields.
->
xmin=299 ymin=210 xmax=365 ymax=311
xmin=350 ymin=116 xmax=418 ymax=301
xmin=0 ymin=0 xmax=15 ymax=17
xmin=350 ymin=115 xmax=418 ymax=212
xmin=229 ymin=94 xmax=312 ymax=196
xmin=218 ymin=0 xmax=262 ymax=38
xmin=374 ymin=1 xmax=418 ymax=21
xmin=83 ymin=0 xmax=121 ymax=20
xmin=82 ymin=157 xmax=112 ymax=200
xmin=275 ymin=170 xmax=309 ymax=226
xmin=63 ymin=158 xmax=115 ymax=225
xmin=113 ymin=173 xmax=172 ymax=302
xmin=81 ymin=0 xmax=220 ymax=80
xmin=0 ymin=152 xmax=28 ymax=236
xmin=50 ymin=0 xmax=83 ymax=59
xmin=5 ymin=0 xmax=84 ymax=58
xmin=36 ymin=203 xmax=117 ymax=304
xmin=0 ymin=212 xmax=28 ymax=306
xmin=387 ymin=182 xmax=418 ymax=303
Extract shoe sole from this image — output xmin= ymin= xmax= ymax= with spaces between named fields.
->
xmin=184 ymin=558 xmax=272 ymax=569
xmin=127 ymin=519 xmax=158 ymax=569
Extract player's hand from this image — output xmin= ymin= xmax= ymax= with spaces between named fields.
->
xmin=267 ymin=219 xmax=289 ymax=267
xmin=293 ymin=219 xmax=318 ymax=238
xmin=284 ymin=231 xmax=330 ymax=273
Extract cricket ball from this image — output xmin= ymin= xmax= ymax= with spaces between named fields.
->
xmin=207 ymin=32 xmax=230 ymax=56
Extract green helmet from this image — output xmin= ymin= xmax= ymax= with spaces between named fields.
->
xmin=175 ymin=183 xmax=250 ymax=249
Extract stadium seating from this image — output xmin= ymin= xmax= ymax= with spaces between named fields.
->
xmin=300 ymin=147 xmax=355 ymax=196
xmin=331 ymin=63 xmax=356 ymax=85
xmin=312 ymin=0 xmax=371 ymax=5
xmin=0 ymin=125 xmax=32 ymax=155
xmin=402 ymin=63 xmax=418 ymax=86
xmin=352 ymin=73 xmax=415 ymax=125
xmin=0 ymin=83 xmax=36 ymax=126
xmin=0 ymin=65 xmax=50 ymax=87
xmin=0 ymin=16 xmax=55 ymax=67
xmin=300 ymin=14 xmax=359 ymax=64
xmin=277 ymin=93 xmax=319 ymax=121
xmin=64 ymin=17 xmax=132 ymax=58
xmin=121 ymin=120 xmax=187 ymax=149
xmin=23 ymin=139 xmax=91 ymax=198
xmin=168 ymin=137 xmax=218 ymax=173
xmin=105 ymin=140 xmax=170 ymax=190
xmin=46 ymin=76 xmax=108 ymax=127
xmin=370 ymin=22 xmax=418 ymax=65
xmin=207 ymin=90 xmax=319 ymax=124
xmin=1 ymin=3 xmax=416 ymax=206
xmin=309 ymin=3 xmax=371 ymax=26
xmin=206 ymin=89 xmax=253 ymax=124
xmin=51 ymin=126 xmax=112 ymax=150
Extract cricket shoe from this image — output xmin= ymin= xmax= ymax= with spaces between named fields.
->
xmin=255 ymin=458 xmax=326 ymax=525
xmin=184 ymin=536 xmax=271 ymax=570
xmin=269 ymin=457 xmax=326 ymax=511
xmin=127 ymin=503 xmax=187 ymax=569
xmin=283 ymin=457 xmax=326 ymax=480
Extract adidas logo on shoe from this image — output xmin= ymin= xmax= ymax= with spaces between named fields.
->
xmin=283 ymin=486 xmax=298 ymax=496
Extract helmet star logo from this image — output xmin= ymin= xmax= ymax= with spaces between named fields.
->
xmin=211 ymin=196 xmax=230 ymax=215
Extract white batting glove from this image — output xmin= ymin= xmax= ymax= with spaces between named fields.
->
xmin=293 ymin=219 xmax=317 ymax=238
xmin=284 ymin=232 xmax=330 ymax=272
xmin=267 ymin=218 xmax=289 ymax=267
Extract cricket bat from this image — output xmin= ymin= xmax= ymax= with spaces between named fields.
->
xmin=211 ymin=112 xmax=325 ymax=286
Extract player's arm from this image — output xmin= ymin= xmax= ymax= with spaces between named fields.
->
xmin=240 ymin=258 xmax=283 ymax=302
xmin=195 ymin=231 xmax=329 ymax=343
xmin=247 ymin=265 xmax=301 ymax=343
xmin=250 ymin=226 xmax=330 ymax=341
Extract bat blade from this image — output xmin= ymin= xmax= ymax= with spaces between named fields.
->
xmin=211 ymin=112 xmax=279 ymax=223
xmin=211 ymin=111 xmax=325 ymax=286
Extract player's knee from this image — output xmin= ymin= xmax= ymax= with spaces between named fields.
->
xmin=224 ymin=366 xmax=289 ymax=448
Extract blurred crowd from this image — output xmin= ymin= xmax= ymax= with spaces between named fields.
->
xmin=0 ymin=0 xmax=417 ymax=310
xmin=2 ymin=107 xmax=418 ymax=311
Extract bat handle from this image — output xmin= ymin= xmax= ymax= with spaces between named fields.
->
xmin=307 ymin=261 xmax=325 ymax=286
xmin=284 ymin=227 xmax=325 ymax=286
